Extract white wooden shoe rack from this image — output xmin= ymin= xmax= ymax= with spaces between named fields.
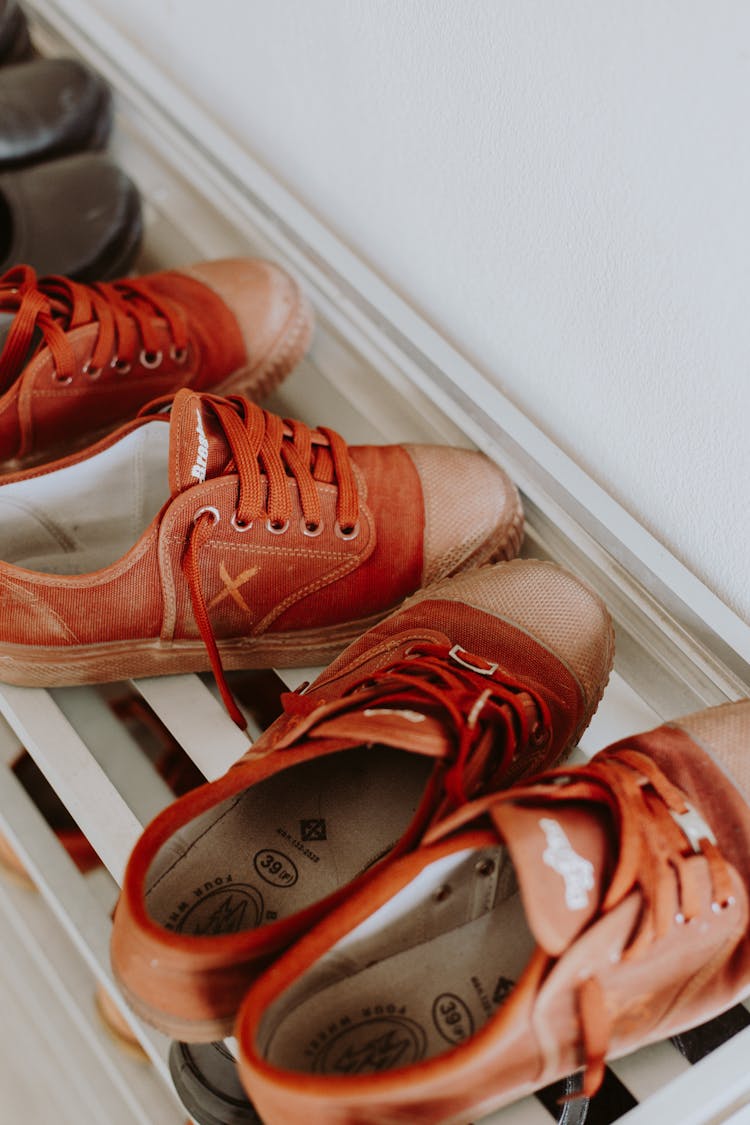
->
xmin=2 ymin=4 xmax=750 ymax=1123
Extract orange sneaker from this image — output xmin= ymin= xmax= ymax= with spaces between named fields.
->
xmin=110 ymin=559 xmax=613 ymax=1040
xmin=0 ymin=258 xmax=314 ymax=467
xmin=235 ymin=701 xmax=750 ymax=1125
xmin=0 ymin=388 xmax=523 ymax=725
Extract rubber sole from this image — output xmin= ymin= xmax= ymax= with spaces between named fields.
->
xmin=0 ymin=610 xmax=389 ymax=688
xmin=169 ymin=1040 xmax=263 ymax=1125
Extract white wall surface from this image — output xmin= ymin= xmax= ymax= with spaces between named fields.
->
xmin=86 ymin=0 xmax=750 ymax=621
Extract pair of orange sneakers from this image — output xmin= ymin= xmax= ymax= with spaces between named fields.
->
xmin=0 ymin=260 xmax=748 ymax=1124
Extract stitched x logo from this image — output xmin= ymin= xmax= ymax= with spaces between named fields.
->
xmin=208 ymin=561 xmax=259 ymax=614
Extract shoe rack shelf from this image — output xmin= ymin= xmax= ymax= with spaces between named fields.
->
xmin=1 ymin=4 xmax=749 ymax=1125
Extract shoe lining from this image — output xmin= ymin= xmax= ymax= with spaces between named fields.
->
xmin=258 ymin=846 xmax=534 ymax=1076
xmin=144 ymin=746 xmax=433 ymax=937
xmin=0 ymin=422 xmax=169 ymax=573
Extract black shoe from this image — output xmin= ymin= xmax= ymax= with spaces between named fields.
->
xmin=169 ymin=1041 xmax=264 ymax=1125
xmin=0 ymin=0 xmax=32 ymax=66
xmin=0 ymin=152 xmax=143 ymax=280
xmin=0 ymin=57 xmax=112 ymax=169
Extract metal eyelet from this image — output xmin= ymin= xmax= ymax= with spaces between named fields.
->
xmin=475 ymin=859 xmax=495 ymax=877
xmin=434 ymin=885 xmax=452 ymax=903
xmin=51 ymin=371 xmax=73 ymax=385
xmin=231 ymin=512 xmax=253 ymax=532
xmin=170 ymin=345 xmax=189 ymax=364
xmin=448 ymin=644 xmax=499 ymax=677
xmin=301 ymin=518 xmax=324 ymax=538
xmin=140 ymin=348 xmax=163 ymax=369
xmin=334 ymin=520 xmax=360 ymax=541
xmin=266 ymin=518 xmax=290 ymax=535
xmin=675 ymin=912 xmax=686 ymax=925
xmin=111 ymin=356 xmax=131 ymax=375
xmin=193 ymin=505 xmax=220 ymax=525
xmin=712 ymin=897 xmax=736 ymax=914
xmin=83 ymin=362 xmax=102 ymax=380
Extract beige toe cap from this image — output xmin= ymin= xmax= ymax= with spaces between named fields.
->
xmin=403 ymin=443 xmax=524 ymax=585
xmin=184 ymin=257 xmax=314 ymax=373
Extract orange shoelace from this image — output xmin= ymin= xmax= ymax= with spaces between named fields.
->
xmin=179 ymin=394 xmax=359 ymax=728
xmin=0 ymin=264 xmax=189 ymax=393
xmin=437 ymin=749 xmax=735 ymax=1098
xmin=274 ymin=641 xmax=553 ymax=808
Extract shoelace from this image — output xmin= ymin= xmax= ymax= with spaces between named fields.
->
xmin=436 ymin=749 xmax=735 ymax=1098
xmin=264 ymin=641 xmax=553 ymax=807
xmin=0 ymin=264 xmax=189 ymax=394
xmin=179 ymin=394 xmax=359 ymax=728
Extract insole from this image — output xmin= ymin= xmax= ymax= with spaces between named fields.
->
xmin=145 ymin=746 xmax=432 ymax=936
xmin=263 ymin=890 xmax=533 ymax=1074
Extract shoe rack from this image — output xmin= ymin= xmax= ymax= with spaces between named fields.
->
xmin=1 ymin=4 xmax=749 ymax=1125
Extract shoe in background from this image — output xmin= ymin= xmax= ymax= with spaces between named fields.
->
xmin=0 ymin=152 xmax=142 ymax=280
xmin=0 ymin=257 xmax=314 ymax=466
xmin=0 ymin=57 xmax=112 ymax=169
xmin=0 ymin=0 xmax=32 ymax=66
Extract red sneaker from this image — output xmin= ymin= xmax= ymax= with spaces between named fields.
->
xmin=0 ymin=258 xmax=313 ymax=466
xmin=236 ymin=701 xmax=750 ymax=1124
xmin=110 ymin=558 xmax=612 ymax=1040
xmin=0 ymin=388 xmax=523 ymax=726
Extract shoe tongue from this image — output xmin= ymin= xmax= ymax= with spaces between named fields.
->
xmin=491 ymin=801 xmax=613 ymax=956
xmin=168 ymin=389 xmax=233 ymax=495
xmin=310 ymin=705 xmax=454 ymax=757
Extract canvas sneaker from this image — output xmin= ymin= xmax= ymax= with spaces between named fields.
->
xmin=0 ymin=257 xmax=314 ymax=466
xmin=110 ymin=558 xmax=613 ymax=1041
xmin=234 ymin=700 xmax=750 ymax=1124
xmin=0 ymin=387 xmax=523 ymax=725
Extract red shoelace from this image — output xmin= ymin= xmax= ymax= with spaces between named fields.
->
xmin=430 ymin=748 xmax=736 ymax=1098
xmin=0 ymin=264 xmax=189 ymax=393
xmin=178 ymin=394 xmax=359 ymax=728
xmin=264 ymin=641 xmax=553 ymax=807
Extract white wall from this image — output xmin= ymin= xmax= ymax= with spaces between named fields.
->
xmin=88 ymin=0 xmax=750 ymax=621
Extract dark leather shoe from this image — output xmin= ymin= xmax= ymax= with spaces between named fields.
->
xmin=0 ymin=57 xmax=112 ymax=168
xmin=0 ymin=1 xmax=31 ymax=66
xmin=0 ymin=152 xmax=142 ymax=280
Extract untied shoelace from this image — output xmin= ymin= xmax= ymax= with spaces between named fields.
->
xmin=178 ymin=394 xmax=359 ymax=728
xmin=271 ymin=641 xmax=553 ymax=808
xmin=434 ymin=749 xmax=735 ymax=1099
xmin=0 ymin=264 xmax=189 ymax=394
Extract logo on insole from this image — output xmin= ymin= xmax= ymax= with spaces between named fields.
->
xmin=432 ymin=993 xmax=474 ymax=1045
xmin=492 ymin=976 xmax=515 ymax=1006
xmin=300 ymin=818 xmax=327 ymax=841
xmin=175 ymin=881 xmax=264 ymax=935
xmin=539 ymin=817 xmax=595 ymax=910
xmin=310 ymin=1014 xmax=427 ymax=1074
